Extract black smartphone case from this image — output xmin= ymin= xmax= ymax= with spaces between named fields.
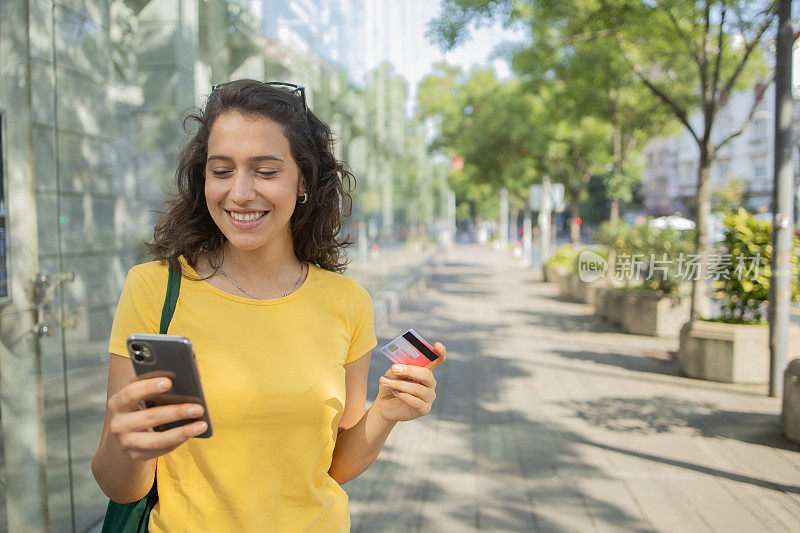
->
xmin=127 ymin=334 xmax=213 ymax=438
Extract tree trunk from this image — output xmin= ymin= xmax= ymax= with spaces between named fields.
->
xmin=510 ymin=207 xmax=520 ymax=243
xmin=609 ymin=198 xmax=620 ymax=223
xmin=607 ymin=198 xmax=620 ymax=282
xmin=691 ymin=146 xmax=713 ymax=318
xmin=609 ymin=118 xmax=623 ymax=224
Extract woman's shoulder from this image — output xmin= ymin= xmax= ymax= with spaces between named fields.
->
xmin=310 ymin=264 xmax=370 ymax=299
xmin=128 ymin=259 xmax=168 ymax=277
xmin=125 ymin=260 xmax=170 ymax=293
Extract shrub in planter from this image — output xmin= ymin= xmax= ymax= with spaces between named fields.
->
xmin=712 ymin=208 xmax=800 ymax=323
xmin=595 ymin=221 xmax=695 ymax=335
xmin=595 ymin=221 xmax=695 ymax=290
xmin=544 ymin=244 xmax=578 ymax=297
xmin=678 ymin=209 xmax=800 ymax=383
xmin=544 ymin=244 xmax=577 ymax=280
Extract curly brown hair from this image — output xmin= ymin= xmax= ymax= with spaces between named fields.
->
xmin=147 ymin=79 xmax=355 ymax=275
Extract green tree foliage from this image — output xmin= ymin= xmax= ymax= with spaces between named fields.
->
xmin=417 ymin=63 xmax=542 ymax=221
xmin=545 ymin=115 xmax=613 ymax=246
xmin=509 ymin=2 xmax=677 ymax=223
xmin=712 ymin=174 xmax=749 ymax=214
xmin=417 ymin=61 xmax=614 ymax=244
xmin=429 ymin=0 xmax=776 ymax=318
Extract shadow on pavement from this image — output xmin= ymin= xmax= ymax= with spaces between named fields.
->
xmin=348 ymin=256 xmax=660 ymax=532
xmin=582 ymin=437 xmax=800 ymax=495
xmin=514 ymin=307 xmax=621 ymax=335
xmin=553 ymin=348 xmax=679 ymax=377
xmin=561 ymin=395 xmax=800 ymax=453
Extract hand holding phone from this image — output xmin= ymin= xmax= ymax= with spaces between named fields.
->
xmin=128 ymin=334 xmax=213 ymax=438
xmin=103 ymin=376 xmax=208 ymax=462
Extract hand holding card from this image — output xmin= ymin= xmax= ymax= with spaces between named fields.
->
xmin=380 ymin=329 xmax=445 ymax=370
xmin=376 ymin=330 xmax=444 ymax=423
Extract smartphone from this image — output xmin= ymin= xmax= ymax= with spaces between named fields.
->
xmin=380 ymin=329 xmax=444 ymax=369
xmin=127 ymin=334 xmax=213 ymax=438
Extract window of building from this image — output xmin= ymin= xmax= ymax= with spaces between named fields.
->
xmin=752 ymin=117 xmax=767 ymax=142
xmin=753 ymin=158 xmax=767 ymax=181
xmin=716 ymin=160 xmax=730 ymax=183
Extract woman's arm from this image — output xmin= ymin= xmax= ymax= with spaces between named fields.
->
xmin=328 ymin=351 xmax=395 ymax=484
xmin=91 ymin=354 xmax=208 ymax=502
xmin=328 ymin=343 xmax=444 ymax=485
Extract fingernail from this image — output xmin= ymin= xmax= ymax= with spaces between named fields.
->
xmin=188 ymin=406 xmax=203 ymax=417
xmin=380 ymin=376 xmax=390 ymax=384
xmin=195 ymin=422 xmax=207 ymax=434
xmin=158 ymin=380 xmax=170 ymax=391
xmin=392 ymin=365 xmax=403 ymax=374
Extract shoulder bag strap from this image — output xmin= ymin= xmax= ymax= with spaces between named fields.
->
xmin=102 ymin=262 xmax=181 ymax=533
xmin=159 ymin=263 xmax=181 ymax=335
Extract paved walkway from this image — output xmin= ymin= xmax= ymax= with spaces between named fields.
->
xmin=347 ymin=244 xmax=800 ymax=533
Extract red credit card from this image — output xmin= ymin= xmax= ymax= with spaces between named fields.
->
xmin=380 ymin=329 xmax=440 ymax=368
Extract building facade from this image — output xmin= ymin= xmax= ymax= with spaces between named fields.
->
xmin=643 ymin=58 xmax=800 ymax=221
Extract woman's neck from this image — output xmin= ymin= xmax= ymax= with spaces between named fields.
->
xmin=221 ymin=243 xmax=299 ymax=279
xmin=204 ymin=237 xmax=306 ymax=299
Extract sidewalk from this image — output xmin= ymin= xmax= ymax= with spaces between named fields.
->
xmin=348 ymin=244 xmax=439 ymax=331
xmin=347 ymin=244 xmax=800 ymax=532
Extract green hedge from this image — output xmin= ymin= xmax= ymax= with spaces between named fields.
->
xmin=544 ymin=244 xmax=578 ymax=272
xmin=713 ymin=208 xmax=800 ymax=323
xmin=594 ymin=221 xmax=695 ymax=296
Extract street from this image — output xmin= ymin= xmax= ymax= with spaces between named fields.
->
xmin=347 ymin=245 xmax=800 ymax=532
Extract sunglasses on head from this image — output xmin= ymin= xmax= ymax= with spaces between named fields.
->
xmin=211 ymin=81 xmax=308 ymax=114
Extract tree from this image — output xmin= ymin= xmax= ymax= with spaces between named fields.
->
xmin=712 ymin=174 xmax=749 ymax=213
xmin=509 ymin=4 xmax=675 ymax=224
xmin=544 ymin=115 xmax=613 ymax=246
xmin=417 ymin=62 xmax=613 ymax=247
xmin=429 ymin=0 xmax=776 ymax=318
xmin=417 ymin=64 xmax=543 ymax=222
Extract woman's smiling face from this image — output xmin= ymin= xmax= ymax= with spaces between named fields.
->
xmin=204 ymin=112 xmax=305 ymax=253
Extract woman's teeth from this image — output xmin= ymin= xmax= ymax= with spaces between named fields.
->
xmin=229 ymin=211 xmax=267 ymax=222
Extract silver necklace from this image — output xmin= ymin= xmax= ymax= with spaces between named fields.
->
xmin=219 ymin=262 xmax=305 ymax=299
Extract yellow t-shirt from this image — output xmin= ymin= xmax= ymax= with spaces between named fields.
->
xmin=108 ymin=258 xmax=377 ymax=532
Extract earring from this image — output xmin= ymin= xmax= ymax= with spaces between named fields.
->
xmin=298 ymin=192 xmax=309 ymax=204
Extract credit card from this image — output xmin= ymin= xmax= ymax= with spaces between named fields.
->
xmin=380 ymin=329 xmax=439 ymax=368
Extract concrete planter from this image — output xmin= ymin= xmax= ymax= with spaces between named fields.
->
xmin=555 ymin=271 xmax=573 ymax=299
xmin=598 ymin=287 xmax=627 ymax=327
xmin=556 ymin=273 xmax=603 ymax=304
xmin=621 ymin=291 xmax=690 ymax=338
xmin=543 ymin=264 xmax=568 ymax=283
xmin=574 ymin=277 xmax=605 ymax=306
xmin=594 ymin=286 xmax=610 ymax=320
xmin=678 ymin=320 xmax=800 ymax=384
xmin=783 ymin=359 xmax=800 ymax=444
xmin=568 ymin=274 xmax=581 ymax=300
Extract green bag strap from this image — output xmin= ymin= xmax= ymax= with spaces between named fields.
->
xmin=159 ymin=263 xmax=181 ymax=335
xmin=101 ymin=262 xmax=181 ymax=533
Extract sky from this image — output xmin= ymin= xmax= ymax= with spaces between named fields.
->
xmin=400 ymin=0 xmax=528 ymax=95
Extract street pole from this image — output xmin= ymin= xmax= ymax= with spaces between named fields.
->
xmin=500 ymin=188 xmax=509 ymax=249
xmin=523 ymin=211 xmax=533 ymax=267
xmin=769 ymin=0 xmax=794 ymax=398
xmin=538 ymin=176 xmax=553 ymax=263
xmin=447 ymin=190 xmax=456 ymax=246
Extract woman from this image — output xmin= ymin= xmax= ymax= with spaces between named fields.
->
xmin=91 ymin=79 xmax=444 ymax=532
